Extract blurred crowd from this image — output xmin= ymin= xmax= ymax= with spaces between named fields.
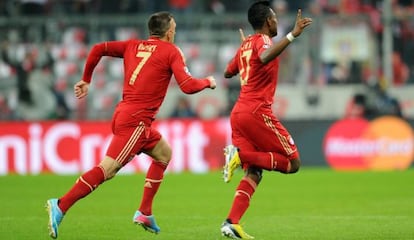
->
xmin=0 ymin=0 xmax=413 ymax=121
xmin=0 ymin=0 xmax=411 ymax=16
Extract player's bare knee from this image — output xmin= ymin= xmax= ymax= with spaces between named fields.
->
xmin=104 ymin=168 xmax=119 ymax=180
xmin=246 ymin=167 xmax=262 ymax=184
xmin=145 ymin=138 xmax=172 ymax=166
xmin=288 ymin=158 xmax=301 ymax=174
xmin=99 ymin=157 xmax=122 ymax=180
xmin=156 ymin=156 xmax=171 ymax=166
xmin=155 ymin=148 xmax=172 ymax=165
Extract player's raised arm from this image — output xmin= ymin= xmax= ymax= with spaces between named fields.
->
xmin=259 ymin=9 xmax=312 ymax=64
xmin=291 ymin=9 xmax=313 ymax=38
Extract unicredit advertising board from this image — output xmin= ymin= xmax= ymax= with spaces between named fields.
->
xmin=323 ymin=116 xmax=414 ymax=170
xmin=0 ymin=119 xmax=231 ymax=175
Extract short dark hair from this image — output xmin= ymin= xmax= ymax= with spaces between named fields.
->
xmin=248 ymin=1 xmax=272 ymax=30
xmin=148 ymin=11 xmax=174 ymax=37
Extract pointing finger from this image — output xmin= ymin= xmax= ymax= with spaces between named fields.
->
xmin=239 ymin=28 xmax=246 ymax=42
xmin=297 ymin=9 xmax=302 ymax=20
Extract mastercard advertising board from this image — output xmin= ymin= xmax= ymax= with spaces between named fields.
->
xmin=323 ymin=116 xmax=414 ymax=170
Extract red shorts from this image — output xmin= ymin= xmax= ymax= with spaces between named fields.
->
xmin=106 ymin=107 xmax=161 ymax=166
xmin=230 ymin=107 xmax=299 ymax=163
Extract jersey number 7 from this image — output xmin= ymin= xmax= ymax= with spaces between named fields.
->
xmin=239 ymin=49 xmax=252 ymax=86
xmin=129 ymin=51 xmax=152 ymax=85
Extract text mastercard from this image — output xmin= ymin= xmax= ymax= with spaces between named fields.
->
xmin=323 ymin=116 xmax=414 ymax=170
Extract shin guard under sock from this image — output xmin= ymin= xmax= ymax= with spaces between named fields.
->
xmin=227 ymin=177 xmax=257 ymax=224
xmin=58 ymin=166 xmax=105 ymax=213
xmin=139 ymin=161 xmax=167 ymax=215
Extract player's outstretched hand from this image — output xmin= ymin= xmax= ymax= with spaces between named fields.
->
xmin=291 ymin=9 xmax=313 ymax=37
xmin=207 ymin=76 xmax=217 ymax=89
xmin=74 ymin=80 xmax=90 ymax=99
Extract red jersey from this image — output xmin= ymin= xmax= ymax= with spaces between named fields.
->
xmin=81 ymin=37 xmax=210 ymax=119
xmin=226 ymin=34 xmax=279 ymax=112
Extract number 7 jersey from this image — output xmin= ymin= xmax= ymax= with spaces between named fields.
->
xmin=81 ymin=37 xmax=211 ymax=118
xmin=225 ymin=33 xmax=279 ymax=111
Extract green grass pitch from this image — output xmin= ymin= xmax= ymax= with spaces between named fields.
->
xmin=0 ymin=167 xmax=413 ymax=240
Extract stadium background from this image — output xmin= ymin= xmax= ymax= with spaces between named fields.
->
xmin=1 ymin=0 xmax=414 ymax=174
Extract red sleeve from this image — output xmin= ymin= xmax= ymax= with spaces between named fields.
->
xmin=225 ymin=51 xmax=240 ymax=77
xmin=225 ymin=42 xmax=244 ymax=78
xmin=81 ymin=41 xmax=128 ymax=83
xmin=170 ymin=46 xmax=210 ymax=94
xmin=256 ymin=35 xmax=272 ymax=58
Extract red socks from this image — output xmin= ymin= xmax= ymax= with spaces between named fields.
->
xmin=57 ymin=161 xmax=167 ymax=216
xmin=138 ymin=161 xmax=167 ymax=216
xmin=227 ymin=177 xmax=257 ymax=224
xmin=58 ymin=166 xmax=105 ymax=213
xmin=239 ymin=151 xmax=290 ymax=173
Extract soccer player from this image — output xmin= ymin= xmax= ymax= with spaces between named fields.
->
xmin=46 ymin=11 xmax=216 ymax=239
xmin=220 ymin=1 xmax=312 ymax=239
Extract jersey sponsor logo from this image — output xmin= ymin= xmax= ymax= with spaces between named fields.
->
xmin=184 ymin=66 xmax=191 ymax=75
xmin=288 ymin=136 xmax=295 ymax=145
xmin=323 ymin=116 xmax=414 ymax=170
